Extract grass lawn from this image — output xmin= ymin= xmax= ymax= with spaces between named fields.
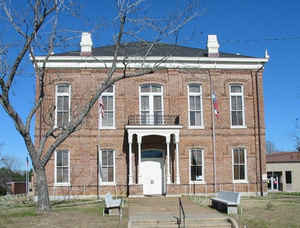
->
xmin=0 ymin=199 xmax=128 ymax=228
xmin=234 ymin=193 xmax=300 ymax=228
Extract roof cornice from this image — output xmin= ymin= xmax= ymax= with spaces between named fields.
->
xmin=33 ymin=55 xmax=269 ymax=70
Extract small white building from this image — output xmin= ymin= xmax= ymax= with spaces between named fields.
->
xmin=266 ymin=152 xmax=300 ymax=192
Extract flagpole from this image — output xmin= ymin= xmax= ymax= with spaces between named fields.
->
xmin=209 ymin=69 xmax=217 ymax=193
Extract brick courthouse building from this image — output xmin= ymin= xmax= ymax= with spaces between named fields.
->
xmin=34 ymin=33 xmax=269 ymax=198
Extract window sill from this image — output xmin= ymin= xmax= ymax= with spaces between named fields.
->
xmin=190 ymin=181 xmax=206 ymax=184
xmin=233 ymin=180 xmax=248 ymax=184
xmin=188 ymin=126 xmax=205 ymax=129
xmin=231 ymin=125 xmax=247 ymax=129
xmin=54 ymin=183 xmax=71 ymax=187
xmin=100 ymin=182 xmax=116 ymax=186
xmin=99 ymin=127 xmax=116 ymax=130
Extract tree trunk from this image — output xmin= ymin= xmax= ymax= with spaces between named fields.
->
xmin=35 ymin=167 xmax=51 ymax=212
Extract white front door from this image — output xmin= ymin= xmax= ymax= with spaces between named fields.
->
xmin=141 ymin=158 xmax=163 ymax=195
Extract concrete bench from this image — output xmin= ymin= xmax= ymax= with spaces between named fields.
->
xmin=211 ymin=191 xmax=240 ymax=215
xmin=103 ymin=192 xmax=122 ymax=217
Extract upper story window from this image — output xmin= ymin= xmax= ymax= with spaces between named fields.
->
xmin=230 ymin=84 xmax=245 ymax=128
xmin=140 ymin=84 xmax=163 ymax=124
xmin=55 ymin=150 xmax=70 ymax=186
xmin=190 ymin=148 xmax=204 ymax=182
xmin=232 ymin=147 xmax=247 ymax=182
xmin=188 ymin=84 xmax=203 ymax=128
xmin=99 ymin=86 xmax=115 ymax=129
xmin=56 ymin=84 xmax=71 ymax=128
xmin=99 ymin=149 xmax=115 ymax=184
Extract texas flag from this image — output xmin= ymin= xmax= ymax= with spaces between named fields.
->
xmin=212 ymin=93 xmax=220 ymax=118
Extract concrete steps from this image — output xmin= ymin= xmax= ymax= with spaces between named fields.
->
xmin=128 ymin=217 xmax=233 ymax=228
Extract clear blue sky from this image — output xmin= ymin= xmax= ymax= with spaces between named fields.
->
xmin=1 ymin=0 xmax=300 ymax=170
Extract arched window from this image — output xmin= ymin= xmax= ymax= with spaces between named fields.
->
xmin=140 ymin=84 xmax=163 ymax=124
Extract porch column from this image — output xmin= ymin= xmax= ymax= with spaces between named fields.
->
xmin=137 ymin=135 xmax=142 ymax=184
xmin=175 ymin=135 xmax=180 ymax=184
xmin=128 ymin=134 xmax=133 ymax=185
xmin=166 ymin=135 xmax=171 ymax=184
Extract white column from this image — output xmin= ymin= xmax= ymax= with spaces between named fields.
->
xmin=175 ymin=135 xmax=180 ymax=184
xmin=138 ymin=135 xmax=142 ymax=184
xmin=166 ymin=135 xmax=171 ymax=184
xmin=128 ymin=134 xmax=133 ymax=185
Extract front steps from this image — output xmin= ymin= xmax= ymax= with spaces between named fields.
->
xmin=128 ymin=217 xmax=233 ymax=228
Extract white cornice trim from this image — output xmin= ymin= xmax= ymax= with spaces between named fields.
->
xmin=34 ymin=55 xmax=268 ymax=70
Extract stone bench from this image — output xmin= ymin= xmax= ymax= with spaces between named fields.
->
xmin=211 ymin=191 xmax=240 ymax=215
xmin=103 ymin=192 xmax=122 ymax=218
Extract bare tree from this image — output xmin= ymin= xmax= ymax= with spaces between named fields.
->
xmin=0 ymin=0 xmax=199 ymax=212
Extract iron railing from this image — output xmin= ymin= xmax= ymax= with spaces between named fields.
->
xmin=177 ymin=197 xmax=186 ymax=228
xmin=128 ymin=114 xmax=180 ymax=126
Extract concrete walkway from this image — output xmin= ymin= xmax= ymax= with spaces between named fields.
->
xmin=128 ymin=196 xmax=229 ymax=226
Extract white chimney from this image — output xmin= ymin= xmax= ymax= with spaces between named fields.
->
xmin=80 ymin=32 xmax=93 ymax=56
xmin=207 ymin=35 xmax=220 ymax=57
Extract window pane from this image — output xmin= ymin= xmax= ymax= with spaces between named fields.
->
xmin=154 ymin=96 xmax=162 ymax=111
xmin=191 ymin=151 xmax=197 ymax=166
xmin=63 ymin=167 xmax=69 ymax=182
xmin=102 ymin=168 xmax=108 ymax=182
xmin=286 ymin=171 xmax=292 ymax=184
xmin=239 ymin=149 xmax=245 ymax=163
xmin=57 ymin=167 xmax=63 ymax=183
xmin=189 ymin=84 xmax=200 ymax=93
xmin=195 ymin=96 xmax=201 ymax=110
xmin=108 ymin=167 xmax=114 ymax=182
xmin=106 ymin=96 xmax=113 ymax=110
xmin=102 ymin=151 xmax=108 ymax=166
xmin=107 ymin=151 xmax=113 ymax=166
xmin=154 ymin=111 xmax=163 ymax=124
xmin=196 ymin=166 xmax=202 ymax=178
xmin=190 ymin=96 xmax=195 ymax=110
xmin=231 ymin=96 xmax=237 ymax=110
xmin=141 ymin=84 xmax=151 ymax=92
xmin=236 ymin=111 xmax=243 ymax=125
xmin=195 ymin=111 xmax=201 ymax=126
xmin=231 ymin=85 xmax=241 ymax=93
xmin=191 ymin=166 xmax=196 ymax=181
xmin=57 ymin=151 xmax=63 ymax=166
xmin=63 ymin=151 xmax=68 ymax=166
xmin=236 ymin=96 xmax=242 ymax=110
xmin=63 ymin=112 xmax=69 ymax=126
xmin=57 ymin=96 xmax=64 ymax=111
xmin=57 ymin=85 xmax=69 ymax=93
xmin=190 ymin=112 xmax=195 ymax=126
xmin=141 ymin=96 xmax=149 ymax=111
xmin=239 ymin=165 xmax=245 ymax=180
xmin=57 ymin=112 xmax=63 ymax=127
xmin=63 ymin=96 xmax=69 ymax=111
xmin=151 ymin=84 xmax=161 ymax=92
xmin=234 ymin=165 xmax=239 ymax=179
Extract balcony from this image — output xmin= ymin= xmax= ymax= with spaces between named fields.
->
xmin=128 ymin=115 xmax=180 ymax=126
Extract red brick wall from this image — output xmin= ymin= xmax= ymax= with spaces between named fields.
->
xmin=35 ymin=68 xmax=267 ymax=196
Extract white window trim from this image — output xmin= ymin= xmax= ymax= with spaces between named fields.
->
xmin=99 ymin=85 xmax=115 ymax=129
xmin=232 ymin=147 xmax=248 ymax=183
xmin=139 ymin=84 xmax=164 ymax=123
xmin=54 ymin=150 xmax=71 ymax=186
xmin=55 ymin=84 xmax=71 ymax=128
xmin=99 ymin=148 xmax=116 ymax=185
xmin=229 ymin=84 xmax=246 ymax=128
xmin=188 ymin=84 xmax=204 ymax=129
xmin=189 ymin=148 xmax=205 ymax=184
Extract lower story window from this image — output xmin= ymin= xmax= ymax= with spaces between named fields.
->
xmin=286 ymin=171 xmax=292 ymax=184
xmin=100 ymin=149 xmax=115 ymax=183
xmin=55 ymin=150 xmax=70 ymax=184
xmin=190 ymin=149 xmax=204 ymax=182
xmin=232 ymin=147 xmax=247 ymax=181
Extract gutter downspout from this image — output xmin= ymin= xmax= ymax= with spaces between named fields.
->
xmin=255 ymin=65 xmax=264 ymax=196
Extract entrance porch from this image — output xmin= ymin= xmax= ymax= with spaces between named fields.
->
xmin=126 ymin=123 xmax=182 ymax=196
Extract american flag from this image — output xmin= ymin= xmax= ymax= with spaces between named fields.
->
xmin=212 ymin=93 xmax=220 ymax=118
xmin=98 ymin=96 xmax=104 ymax=118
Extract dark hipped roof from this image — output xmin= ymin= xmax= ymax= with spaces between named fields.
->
xmin=266 ymin=152 xmax=300 ymax=163
xmin=55 ymin=42 xmax=252 ymax=58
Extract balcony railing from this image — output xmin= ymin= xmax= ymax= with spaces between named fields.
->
xmin=128 ymin=115 xmax=180 ymax=126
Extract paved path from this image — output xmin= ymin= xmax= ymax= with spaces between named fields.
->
xmin=128 ymin=196 xmax=226 ymax=222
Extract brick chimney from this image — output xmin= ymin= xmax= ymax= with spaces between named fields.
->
xmin=80 ymin=32 xmax=93 ymax=56
xmin=207 ymin=35 xmax=220 ymax=57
